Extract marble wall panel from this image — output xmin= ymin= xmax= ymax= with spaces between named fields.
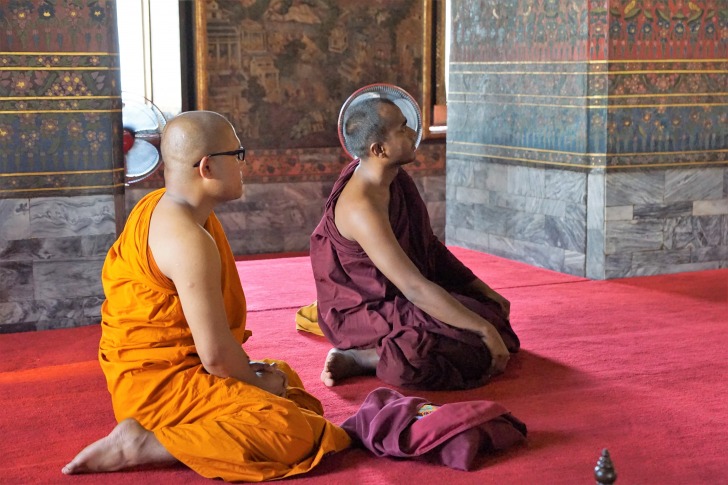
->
xmin=545 ymin=216 xmax=586 ymax=253
xmin=446 ymin=157 xmax=475 ymax=188
xmin=507 ymin=165 xmax=546 ymax=198
xmin=564 ymin=250 xmax=586 ymax=275
xmin=665 ymin=168 xmax=724 ymax=202
xmin=610 ymin=261 xmax=722 ymax=279
xmin=0 ymin=301 xmax=38 ymax=332
xmin=663 ymin=216 xmax=723 ymax=250
xmin=472 ymin=205 xmax=512 ymax=236
xmin=633 ymin=202 xmax=693 ymax=220
xmin=447 ymin=202 xmax=475 ymax=231
xmin=606 ymin=171 xmax=664 ymax=206
xmin=604 ymin=253 xmax=633 ymax=279
xmin=565 ymin=202 xmax=587 ymax=223
xmin=631 ymin=249 xmax=692 ymax=267
xmin=544 ymin=170 xmax=587 ymax=204
xmin=0 ymin=261 xmax=34 ymax=301
xmin=33 ymin=260 xmax=105 ymax=300
xmin=693 ymin=199 xmax=728 ymax=216
xmin=606 ymin=220 xmax=664 ymax=254
xmin=0 ymin=199 xmax=30 ymax=241
xmin=489 ymin=235 xmax=566 ymax=274
xmin=457 ymin=187 xmax=491 ymax=205
xmin=491 ymin=192 xmax=566 ymax=218
xmin=585 ymin=171 xmax=605 ymax=279
xmin=448 ymin=227 xmax=489 ymax=252
xmin=606 ymin=206 xmax=633 ymax=221
xmin=29 ymin=195 xmax=116 ymax=238
xmin=506 ymin=213 xmax=548 ymax=246
xmin=473 ymin=163 xmax=508 ymax=192
xmin=692 ymin=245 xmax=728 ymax=264
xmin=0 ymin=239 xmax=38 ymax=262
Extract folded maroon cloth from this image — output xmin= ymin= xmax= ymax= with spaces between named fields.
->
xmin=341 ymin=387 xmax=527 ymax=470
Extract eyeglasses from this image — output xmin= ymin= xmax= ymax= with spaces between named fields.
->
xmin=193 ymin=147 xmax=245 ymax=167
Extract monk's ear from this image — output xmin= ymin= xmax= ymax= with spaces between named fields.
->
xmin=370 ymin=142 xmax=385 ymax=158
xmin=196 ymin=156 xmax=214 ymax=179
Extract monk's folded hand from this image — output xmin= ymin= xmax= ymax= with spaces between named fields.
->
xmin=479 ymin=325 xmax=510 ymax=376
xmin=254 ymin=365 xmax=288 ymax=398
xmin=248 ymin=361 xmax=274 ymax=372
xmin=485 ymin=289 xmax=511 ymax=320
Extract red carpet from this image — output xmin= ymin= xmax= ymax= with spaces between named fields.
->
xmin=1 ymin=247 xmax=726 ymax=484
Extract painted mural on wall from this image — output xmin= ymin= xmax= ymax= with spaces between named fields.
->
xmin=0 ymin=0 xmax=122 ymax=198
xmin=447 ymin=0 xmax=726 ymax=169
xmin=200 ymin=0 xmax=423 ymax=150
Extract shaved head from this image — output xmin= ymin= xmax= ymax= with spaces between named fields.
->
xmin=161 ymin=111 xmax=237 ymax=173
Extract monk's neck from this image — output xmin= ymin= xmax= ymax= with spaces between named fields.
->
xmin=162 ymin=189 xmax=214 ymax=226
xmin=355 ymin=159 xmax=399 ymax=187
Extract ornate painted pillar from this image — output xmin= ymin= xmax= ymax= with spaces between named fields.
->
xmin=446 ymin=0 xmax=726 ymax=278
xmin=0 ymin=0 xmax=123 ymax=332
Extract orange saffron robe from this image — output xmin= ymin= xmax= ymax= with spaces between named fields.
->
xmin=99 ymin=188 xmax=350 ymax=482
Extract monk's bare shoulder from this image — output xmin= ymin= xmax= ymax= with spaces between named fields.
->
xmin=335 ymin=176 xmax=389 ymax=241
xmin=149 ymin=197 xmax=218 ymax=279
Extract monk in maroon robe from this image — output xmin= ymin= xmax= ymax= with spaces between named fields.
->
xmin=310 ymin=98 xmax=519 ymax=390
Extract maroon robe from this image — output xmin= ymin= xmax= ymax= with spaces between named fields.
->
xmin=310 ymin=160 xmax=520 ymax=390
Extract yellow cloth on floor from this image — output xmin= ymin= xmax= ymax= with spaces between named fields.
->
xmin=99 ymin=188 xmax=350 ymax=482
xmin=295 ymin=301 xmax=324 ymax=336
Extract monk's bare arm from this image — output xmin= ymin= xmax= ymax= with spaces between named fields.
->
xmin=149 ymin=202 xmax=286 ymax=395
xmin=336 ymin=193 xmax=510 ymax=373
xmin=464 ymin=279 xmax=511 ymax=320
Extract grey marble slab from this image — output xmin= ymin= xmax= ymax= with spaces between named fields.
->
xmin=473 ymin=162 xmax=508 ymax=192
xmin=473 ymin=205 xmax=512 ymax=236
xmin=507 ymin=165 xmax=546 ymax=198
xmin=606 ymin=220 xmax=663 ymax=254
xmin=456 ymin=186 xmax=491 ymax=205
xmin=30 ymin=195 xmax=116 ymax=238
xmin=446 ymin=158 xmax=475 ymax=188
xmin=587 ymin=171 xmax=605 ymax=231
xmin=0 ymin=199 xmax=30 ymax=241
xmin=565 ymin=202 xmax=587 ymax=222
xmin=488 ymin=235 xmax=565 ymax=273
xmin=693 ymin=198 xmax=728 ymax=216
xmin=610 ymin=261 xmax=721 ymax=278
xmin=631 ymin=248 xmax=692 ymax=266
xmin=0 ymin=261 xmax=34 ymax=301
xmin=447 ymin=202 xmax=476 ymax=231
xmin=665 ymin=168 xmax=724 ymax=202
xmin=563 ymin=250 xmax=586 ymax=276
xmin=691 ymin=245 xmax=728 ymax=263
xmin=33 ymin=259 xmax=104 ymax=300
xmin=1 ymin=239 xmax=39 ymax=262
xmin=544 ymin=170 xmax=587 ymax=204
xmin=586 ymin=227 xmax=607 ymax=280
xmin=633 ymin=201 xmax=693 ymax=219
xmin=545 ymin=215 xmax=586 ymax=252
xmin=506 ymin=212 xmax=548 ymax=245
xmin=606 ymin=205 xmax=633 ymax=221
xmin=491 ymin=192 xmax=567 ymax=218
xmin=663 ymin=215 xmax=723 ymax=250
xmin=606 ymin=171 xmax=664 ymax=206
xmin=447 ymin=227 xmax=490 ymax=252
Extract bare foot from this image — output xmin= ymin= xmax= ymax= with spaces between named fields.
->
xmin=62 ymin=418 xmax=176 ymax=475
xmin=321 ymin=348 xmax=378 ymax=386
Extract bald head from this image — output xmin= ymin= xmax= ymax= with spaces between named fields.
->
xmin=161 ymin=111 xmax=237 ymax=172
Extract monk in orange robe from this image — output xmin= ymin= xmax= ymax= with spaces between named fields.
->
xmin=62 ymin=111 xmax=350 ymax=481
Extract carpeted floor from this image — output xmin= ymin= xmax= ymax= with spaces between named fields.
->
xmin=1 ymin=247 xmax=726 ymax=484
